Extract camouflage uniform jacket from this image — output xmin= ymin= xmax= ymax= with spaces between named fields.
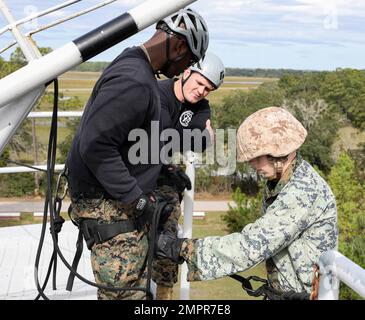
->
xmin=184 ymin=157 xmax=338 ymax=293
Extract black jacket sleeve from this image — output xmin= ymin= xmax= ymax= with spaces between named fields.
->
xmin=78 ymin=76 xmax=149 ymax=203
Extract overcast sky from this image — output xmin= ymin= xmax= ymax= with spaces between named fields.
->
xmin=1 ymin=0 xmax=364 ymax=70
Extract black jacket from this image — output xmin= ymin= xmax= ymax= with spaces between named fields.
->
xmin=158 ymin=78 xmax=211 ymax=158
xmin=67 ymin=47 xmax=161 ymax=203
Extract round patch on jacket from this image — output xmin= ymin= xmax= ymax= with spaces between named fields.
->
xmin=179 ymin=110 xmax=194 ymax=127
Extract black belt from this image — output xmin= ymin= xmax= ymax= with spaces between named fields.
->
xmin=70 ymin=191 xmax=112 ymax=200
xmin=66 ymin=213 xmax=149 ymax=291
xmin=80 ymin=219 xmax=137 ymax=250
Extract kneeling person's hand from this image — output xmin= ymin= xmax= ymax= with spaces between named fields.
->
xmin=155 ymin=229 xmax=186 ymax=264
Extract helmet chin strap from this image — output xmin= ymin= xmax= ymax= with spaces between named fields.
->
xmin=267 ymin=155 xmax=288 ymax=182
xmin=273 ymin=161 xmax=284 ymax=181
xmin=180 ymin=72 xmax=192 ymax=103
xmin=158 ymin=33 xmax=190 ymax=78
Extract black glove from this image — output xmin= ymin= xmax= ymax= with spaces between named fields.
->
xmin=161 ymin=164 xmax=192 ymax=193
xmin=133 ymin=194 xmax=157 ymax=231
xmin=155 ymin=229 xmax=186 ymax=264
xmin=157 ymin=204 xmax=174 ymax=232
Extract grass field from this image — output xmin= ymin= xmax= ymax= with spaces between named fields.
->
xmin=44 ymin=71 xmax=276 ymax=107
xmin=0 ymin=210 xmax=266 ymax=300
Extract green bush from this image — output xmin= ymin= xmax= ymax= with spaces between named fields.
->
xmin=58 ymin=118 xmax=80 ymax=163
xmin=321 ymin=69 xmax=365 ymax=129
xmin=328 ymin=152 xmax=365 ymax=300
xmin=299 ymin=113 xmax=339 ymax=174
xmin=195 ymin=165 xmax=232 ymax=194
xmin=338 ymin=214 xmax=365 ymax=300
xmin=222 ymin=187 xmax=262 ymax=233
xmin=0 ymin=173 xmax=35 ymax=196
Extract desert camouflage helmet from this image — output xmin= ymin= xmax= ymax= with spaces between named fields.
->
xmin=237 ymin=107 xmax=307 ymax=162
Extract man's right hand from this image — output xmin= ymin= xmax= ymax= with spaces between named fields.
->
xmin=133 ymin=194 xmax=156 ymax=231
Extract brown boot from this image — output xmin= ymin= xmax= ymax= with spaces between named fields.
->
xmin=156 ymin=285 xmax=173 ymax=300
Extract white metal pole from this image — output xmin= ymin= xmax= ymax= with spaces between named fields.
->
xmin=0 ymin=88 xmax=45 ymax=155
xmin=318 ymin=250 xmax=365 ymax=300
xmin=0 ymin=0 xmax=40 ymax=61
xmin=27 ymin=111 xmax=83 ymax=118
xmin=0 ymin=42 xmax=83 ymax=109
xmin=0 ymin=0 xmax=198 ymax=108
xmin=28 ymin=0 xmax=119 ymax=37
xmin=0 ymin=0 xmax=81 ymax=37
xmin=180 ymin=151 xmax=196 ymax=300
xmin=0 ymin=164 xmax=65 ymax=174
xmin=128 ymin=0 xmax=196 ymax=31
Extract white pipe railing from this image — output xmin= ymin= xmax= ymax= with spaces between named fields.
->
xmin=180 ymin=151 xmax=197 ymax=300
xmin=0 ymin=111 xmax=82 ymax=174
xmin=27 ymin=111 xmax=83 ymax=118
xmin=318 ymin=250 xmax=365 ymax=300
xmin=0 ymin=164 xmax=65 ymax=174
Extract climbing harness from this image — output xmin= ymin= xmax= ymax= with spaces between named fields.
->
xmin=34 ymin=78 xmax=167 ymax=300
xmin=230 ymin=264 xmax=321 ymax=300
xmin=229 ymin=274 xmax=310 ymax=300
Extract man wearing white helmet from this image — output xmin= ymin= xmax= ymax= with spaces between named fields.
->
xmin=155 ymin=107 xmax=338 ymax=299
xmin=152 ymin=52 xmax=225 ymax=299
xmin=160 ymin=51 xmax=225 ymax=153
xmin=66 ymin=8 xmax=209 ymax=300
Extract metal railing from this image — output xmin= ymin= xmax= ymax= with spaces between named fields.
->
xmin=0 ymin=111 xmax=82 ymax=174
xmin=318 ymin=250 xmax=365 ymax=300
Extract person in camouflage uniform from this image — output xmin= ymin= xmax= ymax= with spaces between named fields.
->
xmin=155 ymin=107 xmax=338 ymax=297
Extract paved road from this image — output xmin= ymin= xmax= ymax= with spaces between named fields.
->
xmin=0 ymin=200 xmax=234 ymax=213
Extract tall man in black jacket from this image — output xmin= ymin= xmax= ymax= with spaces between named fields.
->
xmin=66 ymin=8 xmax=209 ymax=300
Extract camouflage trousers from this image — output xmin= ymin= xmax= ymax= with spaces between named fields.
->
xmin=68 ymin=185 xmax=181 ymax=300
xmin=152 ymin=185 xmax=181 ymax=288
